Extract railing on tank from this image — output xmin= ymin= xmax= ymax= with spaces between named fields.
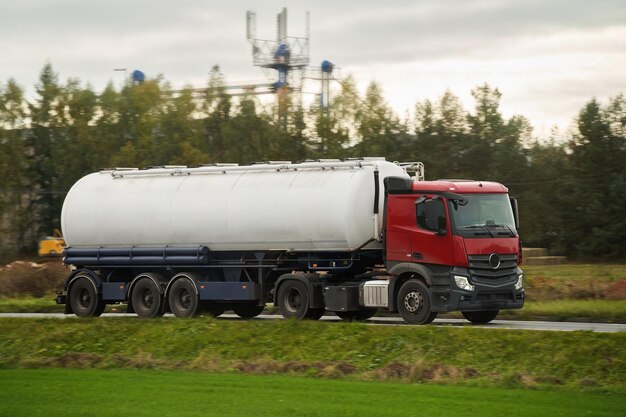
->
xmin=395 ymin=162 xmax=425 ymax=181
xmin=103 ymin=158 xmax=424 ymax=179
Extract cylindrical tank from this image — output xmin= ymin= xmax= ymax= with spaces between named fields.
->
xmin=61 ymin=161 xmax=411 ymax=251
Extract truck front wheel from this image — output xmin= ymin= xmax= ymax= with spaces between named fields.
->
xmin=168 ymin=278 xmax=200 ymax=317
xmin=397 ymin=279 xmax=433 ymax=325
xmin=277 ymin=280 xmax=312 ymax=320
xmin=68 ymin=276 xmax=106 ymax=317
xmin=462 ymin=310 xmax=499 ymax=324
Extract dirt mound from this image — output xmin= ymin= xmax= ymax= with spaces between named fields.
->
xmin=604 ymin=278 xmax=626 ymax=300
xmin=374 ymin=361 xmax=480 ymax=383
xmin=232 ymin=360 xmax=357 ymax=378
xmin=0 ymin=260 xmax=67 ymax=297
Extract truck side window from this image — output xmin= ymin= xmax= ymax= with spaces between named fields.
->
xmin=416 ymin=198 xmax=447 ymax=232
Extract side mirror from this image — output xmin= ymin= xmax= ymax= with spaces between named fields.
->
xmin=510 ymin=197 xmax=520 ymax=229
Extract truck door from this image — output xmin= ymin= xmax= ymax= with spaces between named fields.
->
xmin=411 ymin=195 xmax=453 ymax=266
xmin=385 ymin=194 xmax=414 ymax=262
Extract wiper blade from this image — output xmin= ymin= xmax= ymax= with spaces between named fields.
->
xmin=491 ymin=224 xmax=517 ymax=237
xmin=459 ymin=224 xmax=495 ymax=237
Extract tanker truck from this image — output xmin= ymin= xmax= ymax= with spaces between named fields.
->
xmin=56 ymin=158 xmax=524 ymax=324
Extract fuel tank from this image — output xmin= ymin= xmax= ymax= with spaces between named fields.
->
xmin=61 ymin=160 xmax=411 ymax=251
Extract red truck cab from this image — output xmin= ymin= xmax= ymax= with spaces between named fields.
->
xmin=383 ymin=177 xmax=524 ymax=324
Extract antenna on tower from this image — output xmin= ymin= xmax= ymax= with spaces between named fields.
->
xmin=246 ymin=10 xmax=256 ymax=42
xmin=246 ymin=8 xmax=310 ymax=130
xmin=277 ymin=8 xmax=287 ymax=42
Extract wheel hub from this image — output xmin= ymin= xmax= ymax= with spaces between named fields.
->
xmin=286 ymin=289 xmax=302 ymax=313
xmin=79 ymin=289 xmax=91 ymax=308
xmin=178 ymin=289 xmax=191 ymax=309
xmin=142 ymin=289 xmax=154 ymax=308
xmin=404 ymin=291 xmax=422 ymax=313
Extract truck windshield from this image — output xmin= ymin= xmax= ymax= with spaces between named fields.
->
xmin=449 ymin=194 xmax=516 ymax=236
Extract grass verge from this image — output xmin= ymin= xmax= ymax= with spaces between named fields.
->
xmin=0 ymin=295 xmax=63 ymax=313
xmin=1 ymin=318 xmax=624 ymax=392
xmin=522 ymin=263 xmax=626 ymax=300
xmin=1 ymin=368 xmax=624 ymax=417
xmin=522 ymin=263 xmax=626 ymax=282
xmin=497 ymin=299 xmax=626 ymax=322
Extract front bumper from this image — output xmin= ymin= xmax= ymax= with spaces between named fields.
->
xmin=431 ymin=267 xmax=524 ymax=312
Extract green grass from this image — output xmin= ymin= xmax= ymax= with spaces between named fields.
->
xmin=0 ymin=295 xmax=127 ymax=313
xmin=0 ymin=295 xmax=63 ymax=313
xmin=1 ymin=318 xmax=624 ymax=391
xmin=0 ymin=368 xmax=623 ymax=417
xmin=522 ymin=263 xmax=626 ymax=282
xmin=522 ymin=263 xmax=626 ymax=301
xmin=498 ymin=299 xmax=626 ymax=322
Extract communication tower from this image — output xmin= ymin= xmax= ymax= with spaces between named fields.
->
xmin=246 ymin=8 xmax=310 ymax=129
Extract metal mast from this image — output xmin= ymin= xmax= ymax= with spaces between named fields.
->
xmin=246 ymin=8 xmax=310 ymax=130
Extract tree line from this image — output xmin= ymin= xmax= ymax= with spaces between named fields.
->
xmin=1 ymin=64 xmax=625 ymax=260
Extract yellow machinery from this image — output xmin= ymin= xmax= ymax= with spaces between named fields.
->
xmin=38 ymin=229 xmax=66 ymax=257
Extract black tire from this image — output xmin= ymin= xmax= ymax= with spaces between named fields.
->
xmin=203 ymin=303 xmax=226 ymax=318
xmin=424 ymin=311 xmax=438 ymax=324
xmin=306 ymin=308 xmax=325 ymax=320
xmin=168 ymin=278 xmax=200 ymax=317
xmin=69 ymin=276 xmax=106 ymax=317
xmin=233 ymin=303 xmax=265 ymax=319
xmin=131 ymin=277 xmax=164 ymax=318
xmin=462 ymin=310 xmax=499 ymax=324
xmin=335 ymin=308 xmax=377 ymax=322
xmin=397 ymin=279 xmax=432 ymax=325
xmin=277 ymin=280 xmax=312 ymax=320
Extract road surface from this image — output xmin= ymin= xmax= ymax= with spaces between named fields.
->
xmin=0 ymin=312 xmax=624 ymax=333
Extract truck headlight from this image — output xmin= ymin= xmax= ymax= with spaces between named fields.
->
xmin=454 ymin=275 xmax=475 ymax=292
xmin=515 ymin=275 xmax=523 ymax=290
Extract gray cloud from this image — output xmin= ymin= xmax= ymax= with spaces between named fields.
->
xmin=315 ymin=0 xmax=626 ymax=65
xmin=0 ymin=0 xmax=625 ymax=132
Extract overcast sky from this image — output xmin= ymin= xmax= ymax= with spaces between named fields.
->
xmin=1 ymin=0 xmax=625 ymax=137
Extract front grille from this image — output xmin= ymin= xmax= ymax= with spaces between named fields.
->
xmin=477 ymin=292 xmax=513 ymax=301
xmin=468 ymin=254 xmax=518 ymax=284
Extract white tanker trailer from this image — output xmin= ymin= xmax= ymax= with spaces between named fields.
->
xmin=57 ymin=158 xmax=524 ymax=324
xmin=61 ymin=159 xmax=408 ymax=251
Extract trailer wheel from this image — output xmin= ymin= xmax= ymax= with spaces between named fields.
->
xmin=462 ymin=310 xmax=499 ymax=324
xmin=203 ymin=303 xmax=226 ymax=318
xmin=277 ymin=280 xmax=312 ymax=320
xmin=131 ymin=278 xmax=164 ymax=318
xmin=168 ymin=278 xmax=200 ymax=317
xmin=397 ymin=279 xmax=432 ymax=325
xmin=335 ymin=308 xmax=377 ymax=322
xmin=306 ymin=308 xmax=325 ymax=320
xmin=233 ymin=303 xmax=265 ymax=319
xmin=68 ymin=276 xmax=106 ymax=317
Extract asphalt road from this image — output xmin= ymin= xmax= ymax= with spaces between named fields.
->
xmin=1 ymin=312 xmax=624 ymax=333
